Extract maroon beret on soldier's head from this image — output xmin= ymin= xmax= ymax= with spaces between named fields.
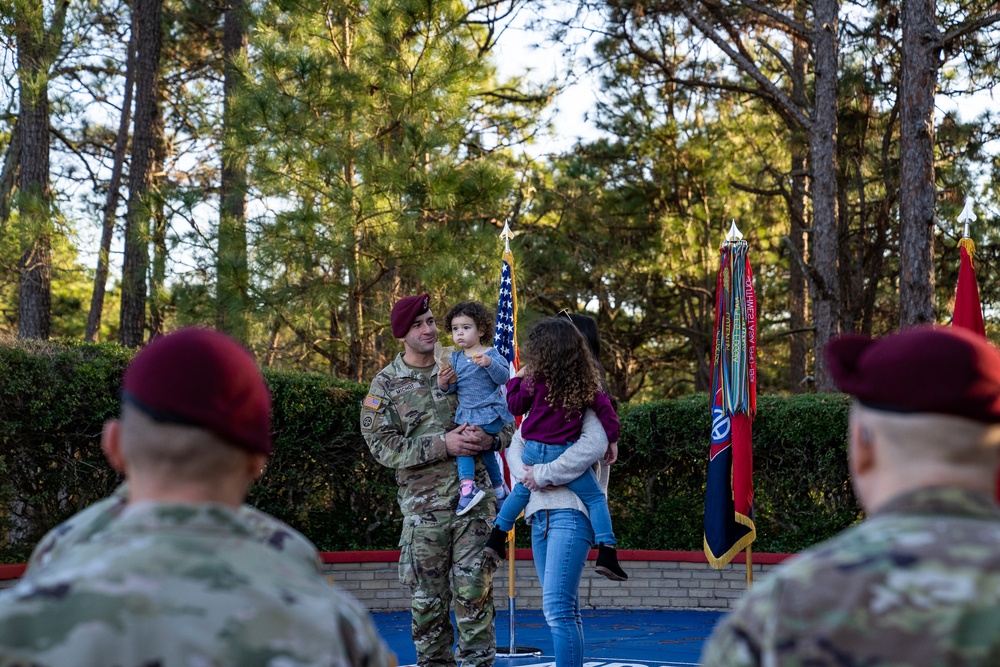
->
xmin=825 ymin=325 xmax=1000 ymax=423
xmin=122 ymin=327 xmax=272 ymax=454
xmin=390 ymin=293 xmax=431 ymax=338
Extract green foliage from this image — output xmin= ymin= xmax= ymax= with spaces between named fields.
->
xmin=609 ymin=393 xmax=860 ymax=552
xmin=0 ymin=341 xmax=860 ymax=562
xmin=0 ymin=339 xmax=132 ymax=561
xmin=247 ymin=371 xmax=400 ymax=551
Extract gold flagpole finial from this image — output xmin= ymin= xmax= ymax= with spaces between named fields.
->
xmin=958 ymin=199 xmax=976 ymax=240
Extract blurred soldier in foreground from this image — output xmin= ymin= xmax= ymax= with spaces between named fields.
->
xmin=702 ymin=326 xmax=1000 ymax=666
xmin=28 ymin=482 xmax=324 ymax=575
xmin=0 ymin=328 xmax=394 ymax=667
xmin=361 ymin=293 xmax=513 ymax=667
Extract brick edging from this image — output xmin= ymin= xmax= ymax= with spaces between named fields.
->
xmin=319 ymin=549 xmax=792 ymax=564
xmin=1 ymin=550 xmax=792 ymax=581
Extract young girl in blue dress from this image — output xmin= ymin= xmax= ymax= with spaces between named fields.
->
xmin=437 ymin=301 xmax=513 ymax=515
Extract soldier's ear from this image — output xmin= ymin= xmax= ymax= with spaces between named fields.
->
xmin=248 ymin=453 xmax=268 ymax=481
xmin=849 ymin=420 xmax=875 ymax=477
xmin=101 ymin=420 xmax=126 ymax=473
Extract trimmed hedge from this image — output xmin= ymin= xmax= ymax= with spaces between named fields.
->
xmin=0 ymin=340 xmax=861 ymax=563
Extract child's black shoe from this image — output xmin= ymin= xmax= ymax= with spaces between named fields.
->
xmin=484 ymin=526 xmax=508 ymax=560
xmin=595 ymin=544 xmax=628 ymax=581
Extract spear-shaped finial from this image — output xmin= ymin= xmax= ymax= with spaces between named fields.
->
xmin=725 ymin=219 xmax=744 ymax=243
xmin=499 ymin=219 xmax=514 ymax=253
xmin=958 ymin=199 xmax=976 ymax=240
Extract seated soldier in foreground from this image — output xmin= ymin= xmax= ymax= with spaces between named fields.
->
xmin=701 ymin=326 xmax=1000 ymax=666
xmin=27 ymin=482 xmax=325 ymax=575
xmin=0 ymin=328 xmax=394 ymax=667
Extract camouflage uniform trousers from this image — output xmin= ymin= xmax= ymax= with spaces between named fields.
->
xmin=399 ymin=508 xmax=497 ymax=667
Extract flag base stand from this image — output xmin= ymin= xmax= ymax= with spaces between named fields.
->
xmin=495 ymin=595 xmax=541 ymax=659
xmin=495 ymin=649 xmax=543 ymax=658
xmin=496 ymin=548 xmax=541 ymax=660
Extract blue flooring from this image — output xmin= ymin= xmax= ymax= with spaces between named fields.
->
xmin=372 ymin=608 xmax=724 ymax=667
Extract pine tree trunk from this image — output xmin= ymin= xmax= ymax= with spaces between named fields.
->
xmin=148 ymin=101 xmax=167 ymax=339
xmin=86 ymin=4 xmax=139 ymax=342
xmin=809 ymin=0 xmax=840 ymax=392
xmin=216 ymin=0 xmax=250 ymax=345
xmin=15 ymin=3 xmax=53 ymax=340
xmin=119 ymin=0 xmax=164 ymax=348
xmin=788 ymin=10 xmax=809 ymax=392
xmin=899 ymin=0 xmax=939 ymax=327
xmin=0 ymin=124 xmax=21 ymax=226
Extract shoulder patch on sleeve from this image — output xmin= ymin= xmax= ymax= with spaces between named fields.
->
xmin=363 ymin=394 xmax=384 ymax=411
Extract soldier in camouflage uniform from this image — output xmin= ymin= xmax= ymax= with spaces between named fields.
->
xmin=28 ymin=482 xmax=325 ymax=575
xmin=361 ymin=294 xmax=513 ymax=667
xmin=0 ymin=328 xmax=394 ymax=667
xmin=701 ymin=326 xmax=1000 ymax=667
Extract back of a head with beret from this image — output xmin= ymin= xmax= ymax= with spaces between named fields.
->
xmin=390 ymin=293 xmax=430 ymax=338
xmin=123 ymin=327 xmax=272 ymax=454
xmin=826 ymin=325 xmax=1000 ymax=424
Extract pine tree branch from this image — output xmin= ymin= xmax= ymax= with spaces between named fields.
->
xmin=737 ymin=0 xmax=811 ymax=40
xmin=680 ymin=0 xmax=812 ymax=130
xmin=941 ymin=9 xmax=1000 ymax=49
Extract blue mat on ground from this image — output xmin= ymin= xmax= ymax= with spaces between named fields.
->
xmin=372 ymin=608 xmax=724 ymax=667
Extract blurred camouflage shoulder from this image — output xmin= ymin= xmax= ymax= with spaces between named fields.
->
xmin=1 ymin=503 xmax=395 ymax=667
xmin=27 ymin=483 xmax=323 ymax=574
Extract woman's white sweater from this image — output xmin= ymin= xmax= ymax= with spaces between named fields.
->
xmin=505 ymin=409 xmax=610 ymax=521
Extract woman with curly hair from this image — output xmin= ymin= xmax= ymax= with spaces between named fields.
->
xmin=484 ymin=316 xmax=626 ymax=582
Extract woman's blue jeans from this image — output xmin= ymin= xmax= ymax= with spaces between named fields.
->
xmin=530 ymin=509 xmax=594 ymax=667
xmin=495 ymin=440 xmax=616 ymax=546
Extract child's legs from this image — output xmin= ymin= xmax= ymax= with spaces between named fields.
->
xmin=494 ymin=482 xmax=529 ymax=532
xmin=480 ymin=453 xmax=504 ymax=488
xmin=456 ymin=455 xmax=476 ymax=482
xmin=496 ymin=439 xmax=549 ymax=532
xmin=564 ymin=469 xmax=616 ymax=546
xmin=478 ymin=418 xmax=507 ymax=487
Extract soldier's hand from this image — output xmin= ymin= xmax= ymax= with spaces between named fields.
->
xmin=445 ymin=424 xmax=490 ymax=457
xmin=463 ymin=424 xmax=496 ymax=450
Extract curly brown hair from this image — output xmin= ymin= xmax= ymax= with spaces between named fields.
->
xmin=520 ymin=317 xmax=602 ymax=416
xmin=444 ymin=301 xmax=494 ymax=345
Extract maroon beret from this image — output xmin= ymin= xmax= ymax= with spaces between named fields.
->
xmin=826 ymin=325 xmax=1000 ymax=423
xmin=123 ymin=327 xmax=272 ymax=454
xmin=390 ymin=293 xmax=430 ymax=338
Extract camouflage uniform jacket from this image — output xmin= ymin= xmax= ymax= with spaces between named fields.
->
xmin=701 ymin=487 xmax=1000 ymax=667
xmin=0 ymin=502 xmax=395 ymax=667
xmin=361 ymin=353 xmax=510 ymax=517
xmin=27 ymin=483 xmax=324 ymax=575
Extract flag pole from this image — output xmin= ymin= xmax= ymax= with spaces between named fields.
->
xmin=725 ymin=221 xmax=754 ymax=589
xmin=493 ymin=221 xmax=540 ymax=659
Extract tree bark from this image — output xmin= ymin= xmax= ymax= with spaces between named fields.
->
xmin=898 ymin=0 xmax=939 ymax=327
xmin=86 ymin=3 xmax=139 ymax=342
xmin=15 ymin=2 xmax=54 ymax=340
xmin=0 ymin=123 xmax=22 ymax=227
xmin=808 ymin=0 xmax=840 ymax=392
xmin=148 ymin=100 xmax=167 ymax=339
xmin=216 ymin=0 xmax=250 ymax=345
xmin=119 ymin=0 xmax=165 ymax=347
xmin=788 ymin=7 xmax=809 ymax=392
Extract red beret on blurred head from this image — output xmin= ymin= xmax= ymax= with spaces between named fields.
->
xmin=123 ymin=327 xmax=272 ymax=454
xmin=826 ymin=325 xmax=1000 ymax=423
xmin=390 ymin=293 xmax=430 ymax=338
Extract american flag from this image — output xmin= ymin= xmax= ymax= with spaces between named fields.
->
xmin=494 ymin=249 xmax=519 ymax=368
xmin=494 ymin=248 xmax=520 ymax=487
